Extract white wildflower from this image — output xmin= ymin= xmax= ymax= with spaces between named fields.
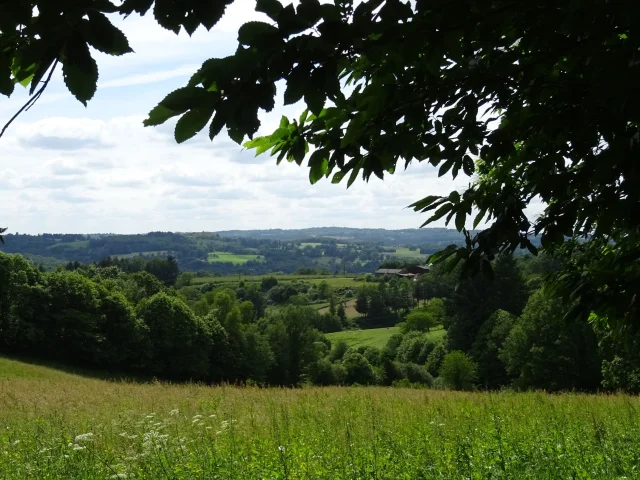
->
xmin=119 ymin=432 xmax=128 ymax=438
xmin=205 ymin=427 xmax=212 ymax=430
xmin=209 ymin=414 xmax=216 ymax=418
xmin=170 ymin=409 xmax=179 ymax=416
xmin=142 ymin=430 xmax=169 ymax=452
xmin=72 ymin=444 xmax=86 ymax=451
xmin=278 ymin=446 xmax=285 ymax=452
xmin=74 ymin=433 xmax=94 ymax=442
xmin=109 ymin=474 xmax=128 ymax=479
xmin=128 ymin=435 xmax=138 ymax=440
xmin=12 ymin=440 xmax=20 ymax=447
xmin=192 ymin=414 xmax=203 ymax=420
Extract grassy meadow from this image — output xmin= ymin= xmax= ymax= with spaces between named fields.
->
xmin=2 ymin=357 xmax=640 ymax=479
xmin=326 ymin=326 xmax=446 ymax=349
xmin=207 ymin=252 xmax=264 ymax=264
xmin=385 ymin=246 xmax=427 ymax=259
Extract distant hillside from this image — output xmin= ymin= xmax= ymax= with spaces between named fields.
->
xmin=0 ymin=228 xmax=469 ymax=274
xmin=215 ymin=227 xmax=467 ymax=245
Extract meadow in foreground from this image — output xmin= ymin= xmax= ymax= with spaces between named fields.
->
xmin=1 ymin=357 xmax=639 ymax=480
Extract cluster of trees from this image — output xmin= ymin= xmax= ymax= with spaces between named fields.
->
xmin=0 ymin=252 xmax=362 ymax=384
xmin=398 ymin=254 xmax=636 ymax=392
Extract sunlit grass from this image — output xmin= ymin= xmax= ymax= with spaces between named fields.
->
xmin=2 ymin=356 xmax=639 ymax=479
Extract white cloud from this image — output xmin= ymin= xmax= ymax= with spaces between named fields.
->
xmin=0 ymin=5 xmax=502 ymax=235
xmin=100 ymin=64 xmax=201 ymax=89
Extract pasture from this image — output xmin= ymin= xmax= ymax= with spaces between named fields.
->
xmin=207 ymin=252 xmax=264 ymax=264
xmin=385 ymin=246 xmax=427 ymax=258
xmin=318 ymin=299 xmax=360 ymax=319
xmin=327 ymin=326 xmax=446 ymax=349
xmin=1 ymin=356 xmax=639 ymax=479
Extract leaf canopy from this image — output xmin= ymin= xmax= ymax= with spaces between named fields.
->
xmin=1 ymin=0 xmax=639 ymax=328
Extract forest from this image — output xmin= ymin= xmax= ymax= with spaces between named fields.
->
xmin=0 ymin=246 xmax=634 ymax=393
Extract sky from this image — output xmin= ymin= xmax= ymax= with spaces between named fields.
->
xmin=0 ymin=2 xmax=504 ymax=235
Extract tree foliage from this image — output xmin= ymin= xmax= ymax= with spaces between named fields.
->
xmin=2 ymin=0 xmax=639 ymax=330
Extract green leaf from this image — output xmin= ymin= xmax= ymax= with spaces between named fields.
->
xmin=144 ymin=104 xmax=181 ymax=127
xmin=309 ymin=150 xmax=328 ymax=184
xmin=256 ymin=0 xmax=283 ymax=21
xmin=409 ymin=195 xmax=442 ymax=212
xmin=238 ymin=21 xmax=280 ymax=46
xmin=0 ymin=54 xmax=15 ymax=96
xmin=284 ymin=66 xmax=307 ymax=105
xmin=62 ymin=38 xmax=98 ymax=106
xmin=83 ymin=12 xmax=133 ymax=56
xmin=299 ymin=109 xmax=309 ymax=124
xmin=331 ymin=171 xmax=345 ymax=184
xmin=455 ymin=210 xmax=466 ymax=232
xmin=209 ymin=111 xmax=226 ymax=139
xmin=175 ymin=106 xmax=214 ymax=143
xmin=448 ymin=191 xmax=460 ymax=203
xmin=160 ymin=86 xmax=212 ymax=111
xmin=473 ymin=208 xmax=488 ymax=229
xmin=462 ymin=154 xmax=475 ymax=176
xmin=421 ymin=203 xmax=453 ymax=227
xmin=438 ymin=158 xmax=454 ymax=177
xmin=304 ymin=89 xmax=325 ymax=116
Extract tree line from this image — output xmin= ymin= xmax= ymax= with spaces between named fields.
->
xmin=1 ymin=249 xmax=638 ymax=392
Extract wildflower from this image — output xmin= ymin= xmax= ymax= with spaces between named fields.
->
xmin=170 ymin=409 xmax=179 ymax=416
xmin=72 ymin=444 xmax=86 ymax=451
xmin=278 ymin=445 xmax=285 ymax=452
xmin=74 ymin=433 xmax=94 ymax=442
xmin=109 ymin=474 xmax=128 ymax=479
xmin=12 ymin=440 xmax=20 ymax=447
xmin=119 ymin=432 xmax=128 ymax=438
xmin=209 ymin=414 xmax=216 ymax=418
xmin=192 ymin=414 xmax=203 ymax=420
xmin=206 ymin=427 xmax=212 ymax=430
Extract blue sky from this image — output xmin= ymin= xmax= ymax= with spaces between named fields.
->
xmin=0 ymin=3 xmax=493 ymax=234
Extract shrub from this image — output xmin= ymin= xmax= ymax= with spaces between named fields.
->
xmin=439 ymin=351 xmax=477 ymax=391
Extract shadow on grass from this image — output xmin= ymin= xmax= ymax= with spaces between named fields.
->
xmin=0 ymin=354 xmax=157 ymax=384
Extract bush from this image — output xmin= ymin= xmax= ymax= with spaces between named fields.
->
xmin=426 ymin=341 xmax=448 ymax=376
xmin=399 ymin=363 xmax=434 ymax=386
xmin=439 ymin=351 xmax=477 ymax=391
xmin=342 ymin=351 xmax=378 ymax=385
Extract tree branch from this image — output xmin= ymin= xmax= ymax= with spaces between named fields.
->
xmin=0 ymin=59 xmax=59 ymax=139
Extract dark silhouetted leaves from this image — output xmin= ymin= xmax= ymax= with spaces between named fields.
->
xmin=62 ymin=38 xmax=98 ymax=106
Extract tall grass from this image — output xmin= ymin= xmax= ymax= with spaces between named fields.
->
xmin=1 ymin=357 xmax=639 ymax=479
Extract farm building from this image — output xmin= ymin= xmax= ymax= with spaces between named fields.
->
xmin=375 ymin=265 xmax=430 ymax=279
xmin=374 ymin=268 xmax=405 ymax=276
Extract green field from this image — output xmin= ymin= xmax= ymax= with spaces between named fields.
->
xmin=112 ymin=250 xmax=168 ymax=259
xmin=318 ymin=299 xmax=360 ymax=318
xmin=193 ymin=274 xmax=360 ymax=288
xmin=386 ymin=246 xmax=427 ymax=258
xmin=207 ymin=252 xmax=264 ymax=264
xmin=2 ymin=356 xmax=640 ymax=479
xmin=327 ymin=326 xmax=445 ymax=349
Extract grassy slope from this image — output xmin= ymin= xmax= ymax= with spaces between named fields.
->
xmin=207 ymin=252 xmax=264 ymax=264
xmin=317 ymin=299 xmax=360 ymax=318
xmin=326 ymin=326 xmax=446 ymax=349
xmin=1 ymin=356 xmax=639 ymax=479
